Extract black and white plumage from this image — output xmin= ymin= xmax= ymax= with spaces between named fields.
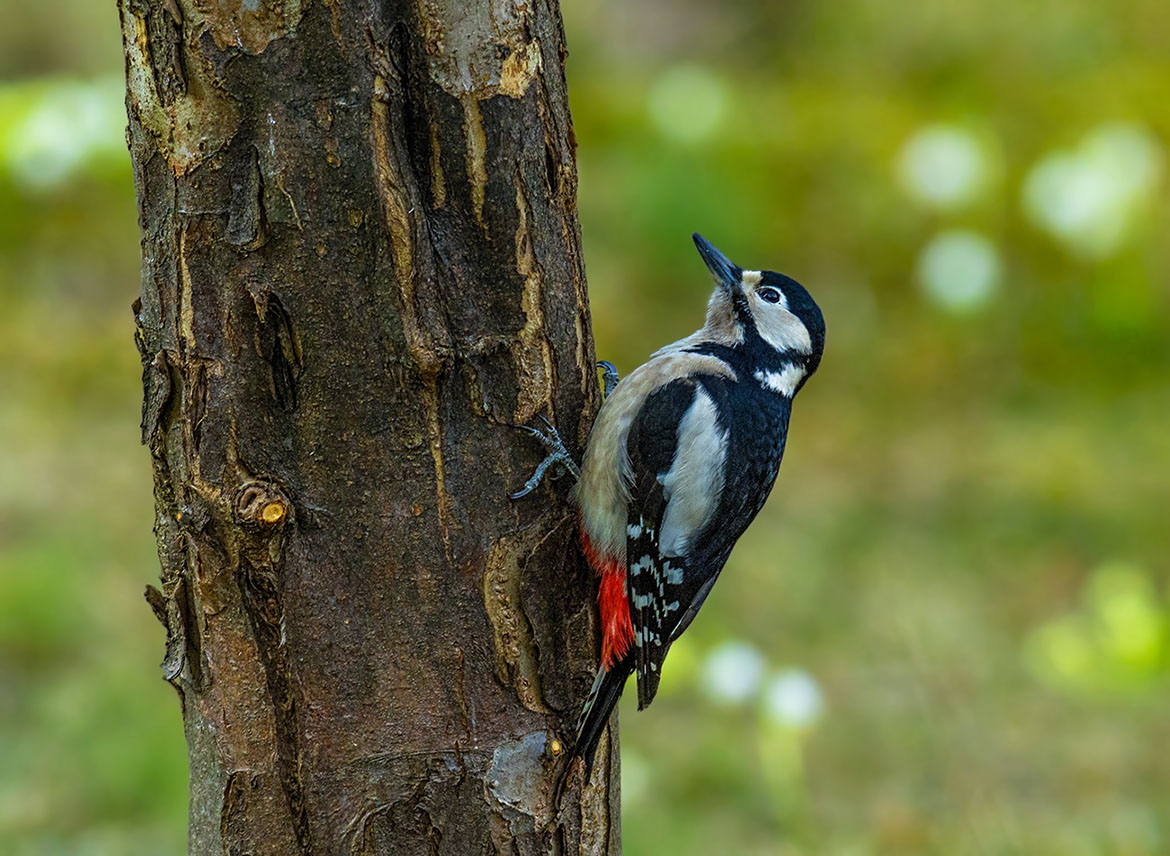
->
xmin=511 ymin=234 xmax=825 ymax=771
xmin=567 ymin=234 xmax=826 ymax=772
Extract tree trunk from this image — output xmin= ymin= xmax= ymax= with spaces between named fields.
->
xmin=120 ymin=0 xmax=618 ymax=852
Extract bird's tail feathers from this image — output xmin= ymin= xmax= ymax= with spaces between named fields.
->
xmin=574 ymin=660 xmax=631 ymax=778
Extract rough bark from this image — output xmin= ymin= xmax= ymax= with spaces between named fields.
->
xmin=120 ymin=1 xmax=618 ymax=852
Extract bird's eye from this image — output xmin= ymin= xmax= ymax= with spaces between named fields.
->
xmin=758 ymin=287 xmax=782 ymax=304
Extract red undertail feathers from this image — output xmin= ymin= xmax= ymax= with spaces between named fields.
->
xmin=580 ymin=526 xmax=634 ymax=669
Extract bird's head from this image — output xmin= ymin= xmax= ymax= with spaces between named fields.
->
xmin=692 ymin=233 xmax=825 ymax=385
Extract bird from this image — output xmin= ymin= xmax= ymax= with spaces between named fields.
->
xmin=513 ymin=233 xmax=825 ymax=776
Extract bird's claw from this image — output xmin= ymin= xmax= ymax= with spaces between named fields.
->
xmin=509 ymin=365 xmax=616 ymax=500
xmin=597 ymin=361 xmax=620 ymax=398
xmin=509 ymin=417 xmax=581 ymax=499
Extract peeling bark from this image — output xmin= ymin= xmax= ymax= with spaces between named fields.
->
xmin=120 ymin=0 xmax=619 ymax=852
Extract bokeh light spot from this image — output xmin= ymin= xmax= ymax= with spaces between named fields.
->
xmin=1022 ymin=122 xmax=1163 ymax=259
xmin=897 ymin=125 xmax=988 ymax=209
xmin=1 ymin=76 xmax=125 ymax=191
xmin=761 ymin=668 xmax=824 ymax=730
xmin=915 ymin=229 xmax=1001 ymax=313
xmin=701 ymin=640 xmax=766 ymax=705
xmin=1025 ymin=561 xmax=1168 ymax=696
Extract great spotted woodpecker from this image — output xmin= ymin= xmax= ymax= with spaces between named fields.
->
xmin=515 ymin=234 xmax=825 ymax=773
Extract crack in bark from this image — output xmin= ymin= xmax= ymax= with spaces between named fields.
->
xmin=368 ymin=28 xmax=460 ymax=560
xmin=249 ymin=288 xmax=304 ymax=413
xmin=226 ymin=479 xmax=310 ymax=853
xmin=236 ymin=554 xmax=312 ymax=855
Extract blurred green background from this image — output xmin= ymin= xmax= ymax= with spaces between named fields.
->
xmin=2 ymin=0 xmax=1169 ymax=853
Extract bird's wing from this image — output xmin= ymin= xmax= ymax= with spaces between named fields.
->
xmin=625 ymin=376 xmax=729 ymax=708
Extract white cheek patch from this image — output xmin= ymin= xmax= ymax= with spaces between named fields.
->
xmin=657 ymin=387 xmax=727 ymax=557
xmin=752 ymin=303 xmax=812 ymax=354
xmin=753 ymin=364 xmax=805 ymax=397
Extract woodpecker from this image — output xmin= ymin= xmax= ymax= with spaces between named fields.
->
xmin=514 ymin=234 xmax=825 ymax=774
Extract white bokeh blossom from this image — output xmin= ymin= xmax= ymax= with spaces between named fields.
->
xmin=898 ymin=125 xmax=989 ymax=209
xmin=701 ymin=640 xmax=766 ymax=705
xmin=1023 ymin=122 xmax=1163 ymax=259
xmin=761 ymin=668 xmax=824 ymax=729
xmin=916 ymin=229 xmax=1001 ymax=314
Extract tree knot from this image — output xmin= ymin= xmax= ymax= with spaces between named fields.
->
xmin=235 ymin=479 xmax=292 ymax=532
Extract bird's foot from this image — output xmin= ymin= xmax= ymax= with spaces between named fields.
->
xmin=510 ymin=416 xmax=581 ymax=499
xmin=510 ymin=362 xmax=615 ymax=499
xmin=598 ymin=360 xmax=620 ymax=398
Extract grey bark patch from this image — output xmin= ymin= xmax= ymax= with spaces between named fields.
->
xmin=486 ymin=731 xmax=551 ymax=813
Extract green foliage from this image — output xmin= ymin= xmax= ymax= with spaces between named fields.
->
xmin=3 ymin=0 xmax=1170 ymax=852
xmin=1027 ymin=563 xmax=1169 ymax=694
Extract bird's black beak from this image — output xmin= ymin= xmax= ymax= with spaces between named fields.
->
xmin=692 ymin=233 xmax=741 ymax=292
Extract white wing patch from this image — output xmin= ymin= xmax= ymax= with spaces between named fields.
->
xmin=657 ymin=387 xmax=727 ymax=557
xmin=753 ymin=364 xmax=805 ymax=397
xmin=574 ymin=353 xmax=736 ymax=563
